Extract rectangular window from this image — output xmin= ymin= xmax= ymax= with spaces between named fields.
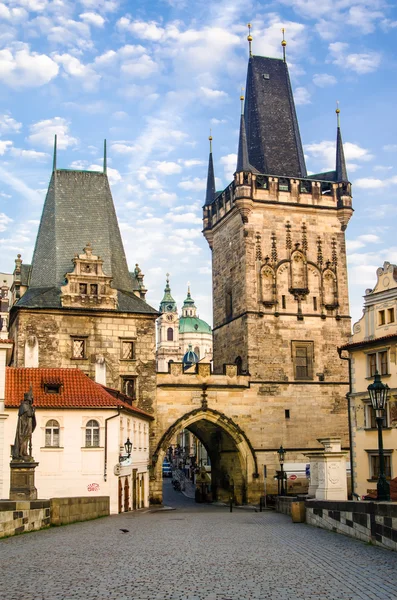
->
xmin=90 ymin=284 xmax=98 ymax=295
xmin=367 ymin=405 xmax=387 ymax=429
xmin=379 ymin=350 xmax=388 ymax=375
xmin=368 ymin=353 xmax=377 ymax=377
xmin=313 ymin=297 xmax=317 ymax=311
xmin=387 ymin=308 xmax=395 ymax=323
xmin=72 ymin=338 xmax=86 ymax=359
xmin=370 ymin=454 xmax=391 ymax=480
xmin=278 ymin=178 xmax=290 ymax=192
xmin=121 ymin=341 xmax=135 ymax=360
xmin=282 ymin=295 xmax=286 ymax=309
xmin=285 ymin=409 xmax=290 ymax=419
xmin=378 ymin=310 xmax=385 ymax=325
xmin=79 ymin=283 xmax=87 ymax=295
xmin=122 ymin=377 xmax=136 ymax=400
xmin=292 ymin=341 xmax=314 ymax=380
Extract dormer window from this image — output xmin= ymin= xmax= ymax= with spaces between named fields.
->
xmin=44 ymin=383 xmax=61 ymax=394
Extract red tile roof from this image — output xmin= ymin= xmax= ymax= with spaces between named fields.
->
xmin=5 ymin=367 xmax=153 ymax=419
xmin=339 ymin=333 xmax=397 ymax=351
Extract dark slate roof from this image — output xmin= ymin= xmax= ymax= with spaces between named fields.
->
xmin=13 ymin=286 xmax=158 ymax=315
xmin=204 ymin=150 xmax=216 ymax=206
xmin=20 ymin=264 xmax=31 ymax=286
xmin=236 ymin=114 xmax=259 ymax=174
xmin=336 ymin=126 xmax=348 ymax=182
xmin=29 ymin=170 xmax=133 ymax=292
xmin=307 ymin=171 xmax=336 ymax=182
xmin=244 ymin=56 xmax=307 ymax=178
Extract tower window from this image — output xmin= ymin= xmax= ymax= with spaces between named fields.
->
xmin=285 ymin=409 xmax=290 ymax=419
xmin=79 ymin=283 xmax=87 ymax=294
xmin=292 ymin=341 xmax=314 ymax=380
xmin=90 ymin=284 xmax=98 ymax=295
xmin=378 ymin=310 xmax=386 ymax=326
xmin=121 ymin=341 xmax=135 ymax=360
xmin=71 ymin=338 xmax=86 ymax=359
xmin=167 ymin=327 xmax=174 ymax=341
xmin=282 ymin=295 xmax=286 ymax=309
xmin=313 ymin=297 xmax=317 ymax=311
xmin=194 ymin=346 xmax=200 ymax=359
xmin=121 ymin=377 xmax=136 ymax=400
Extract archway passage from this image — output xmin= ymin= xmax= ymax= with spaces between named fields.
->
xmin=151 ymin=408 xmax=258 ymax=505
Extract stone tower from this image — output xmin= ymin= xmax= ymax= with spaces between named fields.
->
xmin=9 ymin=141 xmax=158 ymax=413
xmin=203 ymin=53 xmax=353 ymax=382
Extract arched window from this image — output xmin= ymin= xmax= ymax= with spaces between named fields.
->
xmin=85 ymin=419 xmax=100 ymax=447
xmin=194 ymin=346 xmax=200 ymax=359
xmin=45 ymin=419 xmax=60 ymax=447
xmin=167 ymin=327 xmax=174 ymax=341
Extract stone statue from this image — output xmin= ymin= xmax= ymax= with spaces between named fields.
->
xmin=12 ymin=387 xmax=36 ymax=461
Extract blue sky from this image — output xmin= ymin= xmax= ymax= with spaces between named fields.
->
xmin=0 ymin=0 xmax=396 ymax=327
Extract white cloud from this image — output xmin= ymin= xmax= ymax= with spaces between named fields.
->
xmin=200 ymin=87 xmax=228 ymax=101
xmin=312 ymin=73 xmax=337 ymax=87
xmin=210 ymin=118 xmax=227 ymax=125
xmin=305 ymin=140 xmax=373 ymax=172
xmin=219 ymin=153 xmax=237 ymax=181
xmin=0 ymin=4 xmax=27 ymax=22
xmin=0 ymin=140 xmax=12 ymax=154
xmin=294 ymin=86 xmax=311 ymax=105
xmin=373 ymin=165 xmax=393 ymax=172
xmin=383 ymin=144 xmax=397 ymax=152
xmin=89 ymin=163 xmax=121 ymax=184
xmin=0 ymin=44 xmax=58 ymax=88
xmin=178 ymin=177 xmax=206 ymax=191
xmin=0 ymin=211 xmax=12 ymax=232
xmin=120 ymin=53 xmax=158 ymax=78
xmin=354 ymin=175 xmax=397 ymax=189
xmin=166 ymin=211 xmax=202 ymax=224
xmin=154 ymin=161 xmax=182 ymax=175
xmin=178 ymin=159 xmax=205 ymax=168
xmin=329 ymin=42 xmax=381 ymax=74
xmin=79 ymin=12 xmax=105 ymax=27
xmin=0 ymin=113 xmax=22 ymax=134
xmin=28 ymin=117 xmax=78 ymax=149
xmin=149 ymin=191 xmax=177 ymax=206
xmin=111 ymin=142 xmax=135 ymax=154
xmin=53 ymin=53 xmax=100 ymax=91
xmin=117 ymin=18 xmax=165 ymax=41
xmin=346 ymin=233 xmax=380 ymax=251
xmin=10 ymin=147 xmax=49 ymax=160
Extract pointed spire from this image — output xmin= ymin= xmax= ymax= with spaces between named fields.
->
xmin=236 ymin=91 xmax=258 ymax=174
xmin=335 ymin=102 xmax=348 ymax=182
xmin=281 ymin=28 xmax=287 ymax=63
xmin=52 ymin=134 xmax=57 ymax=172
xmin=103 ymin=139 xmax=107 ymax=174
xmin=159 ymin=272 xmax=177 ymax=313
xmin=247 ymin=23 xmax=253 ymax=57
xmin=204 ymin=131 xmax=216 ymax=206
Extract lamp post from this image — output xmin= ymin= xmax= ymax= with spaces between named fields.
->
xmin=367 ymin=372 xmax=390 ymax=502
xmin=124 ymin=437 xmax=132 ymax=458
xmin=277 ymin=445 xmax=286 ymax=496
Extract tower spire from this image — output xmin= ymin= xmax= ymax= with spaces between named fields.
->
xmin=281 ymin=28 xmax=287 ymax=63
xmin=52 ymin=134 xmax=57 ymax=172
xmin=247 ymin=23 xmax=253 ymax=58
xmin=159 ymin=272 xmax=177 ymax=313
xmin=236 ymin=91 xmax=258 ymax=174
xmin=205 ymin=131 xmax=216 ymax=206
xmin=335 ymin=102 xmax=348 ymax=182
xmin=103 ymin=139 xmax=107 ymax=174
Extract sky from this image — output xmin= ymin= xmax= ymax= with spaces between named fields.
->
xmin=0 ymin=0 xmax=396 ymax=328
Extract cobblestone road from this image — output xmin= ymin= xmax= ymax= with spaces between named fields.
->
xmin=1 ymin=483 xmax=397 ymax=600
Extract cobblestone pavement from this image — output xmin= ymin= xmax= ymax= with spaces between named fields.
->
xmin=1 ymin=485 xmax=397 ymax=600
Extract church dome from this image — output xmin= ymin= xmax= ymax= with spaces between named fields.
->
xmin=179 ymin=316 xmax=211 ymax=334
xmin=182 ymin=344 xmax=199 ymax=367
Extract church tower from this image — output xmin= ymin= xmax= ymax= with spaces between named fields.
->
xmin=157 ymin=274 xmax=179 ymax=372
xmin=9 ymin=140 xmax=158 ymax=413
xmin=203 ymin=38 xmax=353 ymax=383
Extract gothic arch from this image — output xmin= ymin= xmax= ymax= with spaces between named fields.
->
xmin=152 ymin=407 xmax=258 ymax=504
xmin=322 ymin=267 xmax=338 ymax=308
xmin=259 ymin=263 xmax=275 ymax=305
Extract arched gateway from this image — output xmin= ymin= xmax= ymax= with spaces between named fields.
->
xmin=150 ymin=405 xmax=258 ymax=505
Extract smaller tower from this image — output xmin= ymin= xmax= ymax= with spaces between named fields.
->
xmin=181 ymin=284 xmax=197 ymax=318
xmin=156 ymin=274 xmax=179 ymax=372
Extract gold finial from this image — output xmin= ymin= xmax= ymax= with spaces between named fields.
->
xmin=209 ymin=129 xmax=212 ymax=152
xmin=247 ymin=23 xmax=253 ymax=57
xmin=240 ymin=87 xmax=244 ymax=115
xmin=281 ymin=28 xmax=287 ymax=62
xmin=336 ymin=101 xmax=341 ymax=127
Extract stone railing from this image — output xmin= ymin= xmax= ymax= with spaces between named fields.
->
xmin=0 ymin=500 xmax=50 ymax=538
xmin=306 ymin=499 xmax=397 ymax=551
xmin=50 ymin=496 xmax=109 ymax=526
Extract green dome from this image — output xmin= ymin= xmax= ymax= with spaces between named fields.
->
xmin=179 ymin=316 xmax=212 ymax=334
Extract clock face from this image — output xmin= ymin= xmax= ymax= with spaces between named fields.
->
xmin=167 ymin=304 xmax=174 ymax=312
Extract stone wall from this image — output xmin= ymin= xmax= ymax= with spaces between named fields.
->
xmin=0 ymin=500 xmax=50 ymax=538
xmin=10 ymin=309 xmax=157 ymax=413
xmin=50 ymin=496 xmax=110 ymax=525
xmin=306 ymin=499 xmax=397 ymax=551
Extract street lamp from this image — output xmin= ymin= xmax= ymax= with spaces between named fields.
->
xmin=277 ymin=445 xmax=286 ymax=496
xmin=124 ymin=437 xmax=132 ymax=458
xmin=367 ymin=372 xmax=390 ymax=502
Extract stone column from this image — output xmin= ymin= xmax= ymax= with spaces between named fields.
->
xmin=314 ymin=437 xmax=348 ymax=501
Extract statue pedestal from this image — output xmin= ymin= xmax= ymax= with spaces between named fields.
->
xmin=307 ymin=438 xmax=348 ymax=501
xmin=9 ymin=461 xmax=39 ymax=500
